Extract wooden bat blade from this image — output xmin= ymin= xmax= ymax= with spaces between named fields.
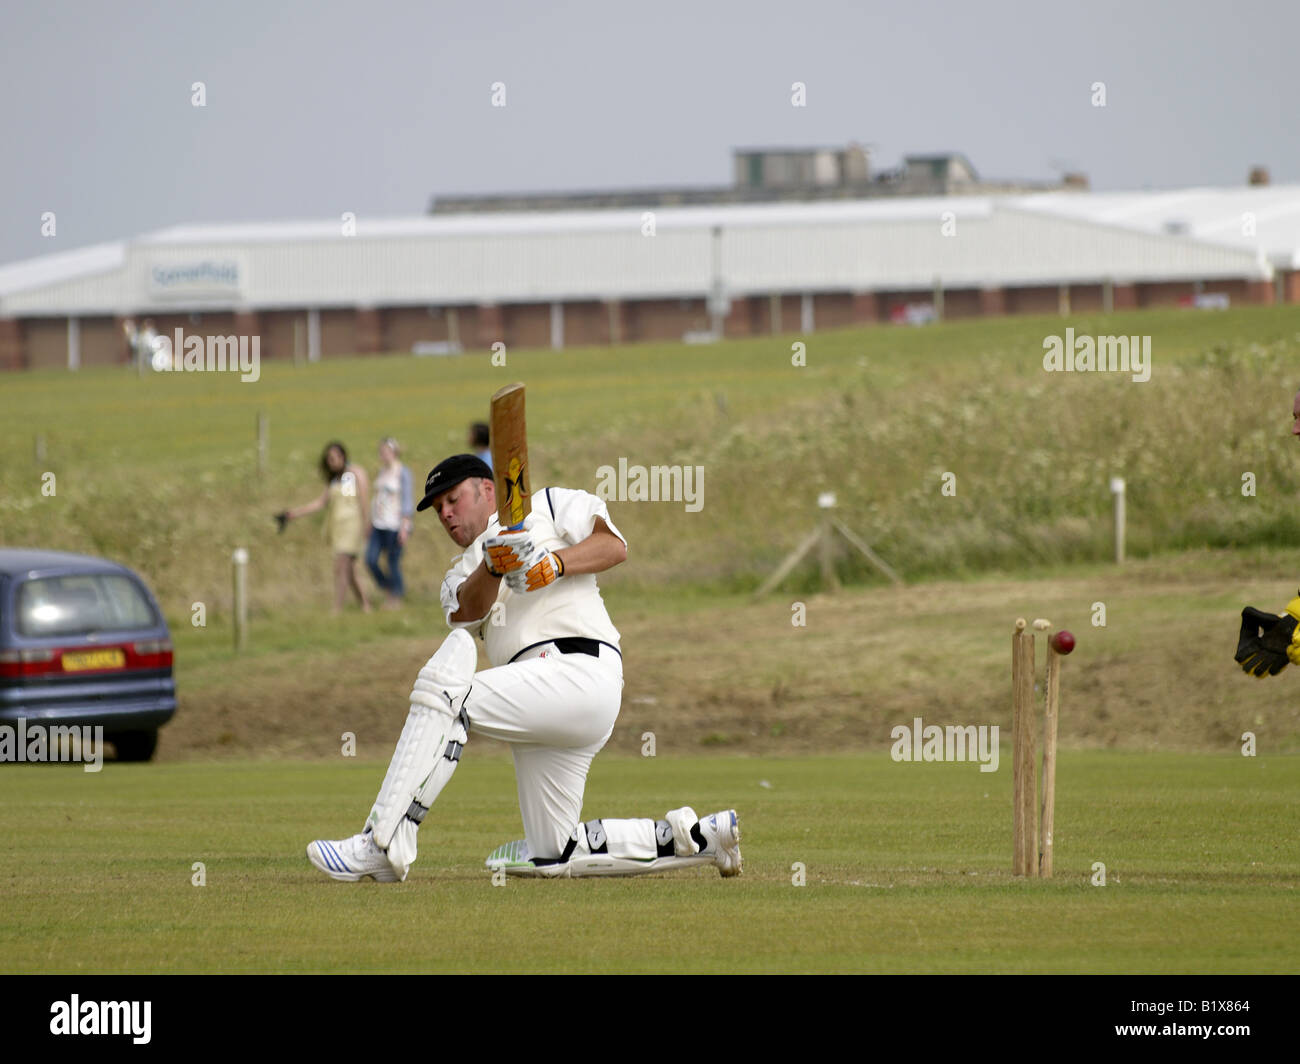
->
xmin=490 ymin=382 xmax=530 ymax=528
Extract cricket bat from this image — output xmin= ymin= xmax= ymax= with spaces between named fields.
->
xmin=490 ymin=382 xmax=530 ymax=530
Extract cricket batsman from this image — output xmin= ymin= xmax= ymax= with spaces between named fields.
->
xmin=1232 ymin=386 xmax=1300 ymax=677
xmin=307 ymin=453 xmax=741 ymax=880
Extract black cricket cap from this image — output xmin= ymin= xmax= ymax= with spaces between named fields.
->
xmin=416 ymin=454 xmax=493 ymax=512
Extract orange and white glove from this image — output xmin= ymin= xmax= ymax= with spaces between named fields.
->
xmin=483 ymin=531 xmax=533 ymax=577
xmin=506 ymin=548 xmax=564 ymax=593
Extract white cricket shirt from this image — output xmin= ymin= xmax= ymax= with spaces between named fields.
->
xmin=439 ymin=486 xmax=625 ymax=667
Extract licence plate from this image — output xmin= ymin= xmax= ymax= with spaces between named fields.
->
xmin=62 ymin=649 xmax=126 ymax=672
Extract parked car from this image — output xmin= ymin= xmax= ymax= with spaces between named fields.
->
xmin=0 ymin=549 xmax=175 ymax=761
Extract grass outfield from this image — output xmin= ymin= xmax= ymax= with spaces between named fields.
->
xmin=5 ymin=308 xmax=1300 ymax=758
xmin=4 ymin=309 xmax=1299 ymax=976
xmin=2 ymin=752 xmax=1296 ymax=974
xmin=3 ymin=306 xmax=1299 ymax=613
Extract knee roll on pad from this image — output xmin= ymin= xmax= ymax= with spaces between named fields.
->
xmin=411 ymin=628 xmax=477 ymax=702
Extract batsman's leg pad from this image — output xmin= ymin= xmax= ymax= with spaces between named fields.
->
xmin=545 ymin=853 xmax=717 ymax=877
xmin=366 ymin=630 xmax=476 ymax=866
xmin=523 ymin=814 xmax=713 ymax=877
xmin=560 ymin=815 xmax=700 ymax=861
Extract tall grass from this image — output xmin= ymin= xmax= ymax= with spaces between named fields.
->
xmin=2 ymin=306 xmax=1299 ymax=620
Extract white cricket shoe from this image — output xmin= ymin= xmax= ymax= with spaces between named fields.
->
xmin=666 ymin=806 xmax=743 ymax=878
xmin=307 ymin=830 xmax=405 ymax=883
xmin=699 ymin=809 xmax=743 ymax=878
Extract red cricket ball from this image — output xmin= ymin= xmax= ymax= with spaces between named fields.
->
xmin=1050 ymin=630 xmax=1075 ymax=655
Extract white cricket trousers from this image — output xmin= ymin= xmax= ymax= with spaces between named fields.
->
xmin=464 ymin=641 xmax=623 ymax=860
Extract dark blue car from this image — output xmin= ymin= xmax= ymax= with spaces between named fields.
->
xmin=0 ymin=549 xmax=175 ymax=761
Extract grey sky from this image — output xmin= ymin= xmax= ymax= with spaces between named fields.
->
xmin=1 ymin=0 xmax=1295 ymax=267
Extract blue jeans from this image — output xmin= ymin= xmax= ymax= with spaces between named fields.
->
xmin=366 ymin=528 xmax=405 ymax=597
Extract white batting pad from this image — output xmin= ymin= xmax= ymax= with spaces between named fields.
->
xmin=484 ymin=838 xmax=716 ymax=878
xmin=366 ymin=630 xmax=477 ymax=863
xmin=510 ymin=853 xmax=717 ymax=878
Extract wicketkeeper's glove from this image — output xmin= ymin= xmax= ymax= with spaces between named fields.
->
xmin=506 ymin=548 xmax=564 ymax=594
xmin=1235 ymin=595 xmax=1300 ymax=677
xmin=483 ymin=531 xmax=533 ymax=577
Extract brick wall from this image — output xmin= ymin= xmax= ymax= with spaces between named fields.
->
xmin=80 ymin=318 xmax=123 ymax=367
xmin=263 ymin=310 xmax=304 ymax=361
xmin=721 ymin=295 xmax=754 ymax=338
xmin=25 ymin=319 xmax=67 ymax=369
xmin=355 ymin=308 xmax=385 ymax=354
xmin=476 ymin=304 xmax=504 ymax=350
xmin=941 ymin=288 xmax=983 ymax=320
xmin=319 ymin=309 xmax=358 ymax=357
xmin=0 ymin=318 xmax=25 ymax=370
xmin=1069 ymin=285 xmax=1105 ymax=313
xmin=1283 ymin=270 xmax=1300 ymax=304
xmin=624 ymin=298 xmax=709 ymax=342
xmin=503 ymin=303 xmax=551 ymax=349
xmin=1135 ymin=281 xmax=1196 ymax=307
xmin=1005 ymin=286 xmax=1058 ymax=314
xmin=563 ymin=301 xmax=610 ymax=346
xmin=812 ymin=292 xmax=856 ymax=329
xmin=979 ymin=288 xmax=1007 ymax=316
xmin=851 ymin=291 xmax=881 ymax=324
xmin=386 ymin=307 xmax=451 ymax=353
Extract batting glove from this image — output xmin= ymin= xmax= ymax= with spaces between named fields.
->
xmin=1235 ymin=595 xmax=1300 ymax=677
xmin=483 ymin=531 xmax=533 ymax=576
xmin=506 ymin=549 xmax=564 ymax=593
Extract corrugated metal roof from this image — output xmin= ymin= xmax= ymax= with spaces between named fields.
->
xmin=137 ymin=196 xmax=997 ymax=243
xmin=1011 ymin=186 xmax=1300 ymax=267
xmin=0 ymin=241 xmax=125 ymax=298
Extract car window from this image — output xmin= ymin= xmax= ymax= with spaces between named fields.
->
xmin=17 ymin=574 xmax=159 ymax=637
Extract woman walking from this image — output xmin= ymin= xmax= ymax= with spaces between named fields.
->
xmin=278 ymin=441 xmax=373 ymax=614
xmin=366 ymin=437 xmax=414 ymax=609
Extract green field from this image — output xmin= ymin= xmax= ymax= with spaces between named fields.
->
xmin=1 ymin=752 xmax=1295 ymax=974
xmin=3 ymin=306 xmax=1299 ymax=610
xmin=3 ymin=307 xmax=1300 ymax=974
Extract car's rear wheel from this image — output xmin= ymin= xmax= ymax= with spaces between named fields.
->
xmin=110 ymin=731 xmax=158 ymax=762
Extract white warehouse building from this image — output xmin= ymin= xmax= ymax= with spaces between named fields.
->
xmin=0 ymin=186 xmax=1295 ymax=371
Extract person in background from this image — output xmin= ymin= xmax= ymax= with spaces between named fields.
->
xmin=121 ymin=318 xmax=138 ymax=367
xmin=468 ymin=421 xmax=492 ymax=471
xmin=277 ymin=441 xmax=373 ymax=614
xmin=126 ymin=318 xmax=161 ymax=372
xmin=367 ymin=437 xmax=414 ymax=609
